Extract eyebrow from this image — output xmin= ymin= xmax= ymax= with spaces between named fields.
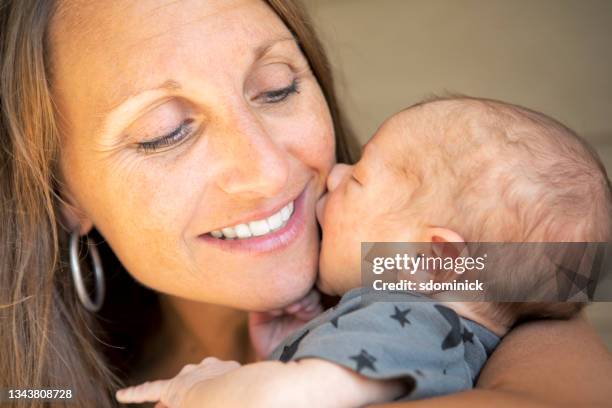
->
xmin=95 ymin=36 xmax=296 ymax=146
xmin=253 ymin=36 xmax=296 ymax=60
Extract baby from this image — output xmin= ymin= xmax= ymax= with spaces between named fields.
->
xmin=116 ymin=97 xmax=612 ymax=407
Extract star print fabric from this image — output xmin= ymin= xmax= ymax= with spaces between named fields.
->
xmin=269 ymin=288 xmax=500 ymax=400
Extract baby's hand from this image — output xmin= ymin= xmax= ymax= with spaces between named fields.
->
xmin=249 ymin=289 xmax=323 ymax=358
xmin=115 ymin=357 xmax=240 ymax=407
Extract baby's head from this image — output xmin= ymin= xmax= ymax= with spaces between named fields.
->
xmin=316 ymin=97 xmax=611 ymax=323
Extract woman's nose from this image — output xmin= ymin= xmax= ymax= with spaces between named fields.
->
xmin=326 ymin=163 xmax=352 ymax=192
xmin=215 ymin=108 xmax=289 ymax=198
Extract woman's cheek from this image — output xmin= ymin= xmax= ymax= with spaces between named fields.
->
xmin=94 ymin=164 xmax=195 ymax=282
xmin=291 ymin=85 xmax=336 ymax=186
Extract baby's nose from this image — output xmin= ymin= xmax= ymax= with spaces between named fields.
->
xmin=327 ymin=164 xmax=352 ymax=192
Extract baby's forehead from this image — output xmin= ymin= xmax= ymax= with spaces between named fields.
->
xmin=359 ymin=111 xmax=433 ymax=180
xmin=375 ymin=101 xmax=464 ymax=141
xmin=374 ymin=98 xmax=526 ymax=156
xmin=370 ymin=108 xmax=425 ymax=148
xmin=369 ymin=102 xmax=462 ymax=158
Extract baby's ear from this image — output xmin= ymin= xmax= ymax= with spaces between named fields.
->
xmin=424 ymin=227 xmax=466 ymax=259
xmin=425 ymin=227 xmax=464 ymax=243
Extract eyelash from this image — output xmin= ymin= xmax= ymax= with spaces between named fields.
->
xmin=136 ymin=80 xmax=300 ymax=153
xmin=137 ymin=118 xmax=195 ymax=154
xmin=259 ymin=79 xmax=300 ymax=103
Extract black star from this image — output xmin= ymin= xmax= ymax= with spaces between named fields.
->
xmin=415 ymin=369 xmax=425 ymax=377
xmin=390 ymin=306 xmax=411 ymax=327
xmin=279 ymin=330 xmax=310 ymax=362
xmin=349 ymin=349 xmax=377 ymax=373
xmin=555 ymin=262 xmax=598 ymax=301
xmin=462 ymin=328 xmax=474 ymax=344
xmin=434 ymin=304 xmax=462 ymax=350
xmin=330 ymin=315 xmax=340 ymax=328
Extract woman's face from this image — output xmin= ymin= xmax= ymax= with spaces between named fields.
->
xmin=49 ymin=0 xmax=335 ymax=310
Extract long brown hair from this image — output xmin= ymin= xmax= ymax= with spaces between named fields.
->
xmin=0 ymin=0 xmax=357 ymax=406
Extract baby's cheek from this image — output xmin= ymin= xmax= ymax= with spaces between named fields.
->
xmin=327 ymin=206 xmax=362 ymax=258
xmin=315 ymin=193 xmax=328 ymax=226
xmin=321 ymin=192 xmax=350 ymax=243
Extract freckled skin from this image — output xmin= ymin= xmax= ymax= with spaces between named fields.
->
xmin=50 ymin=0 xmax=335 ymax=310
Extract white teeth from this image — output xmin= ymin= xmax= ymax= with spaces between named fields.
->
xmin=234 ymin=224 xmax=252 ymax=239
xmin=281 ymin=201 xmax=293 ymax=222
xmin=267 ymin=212 xmax=283 ymax=230
xmin=221 ymin=227 xmax=237 ymax=239
xmin=249 ymin=220 xmax=270 ymax=236
xmin=208 ymin=200 xmax=295 ymax=240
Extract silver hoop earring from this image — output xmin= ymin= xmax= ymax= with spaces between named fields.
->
xmin=69 ymin=229 xmax=105 ymax=312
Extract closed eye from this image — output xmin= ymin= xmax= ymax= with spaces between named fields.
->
xmin=257 ymin=79 xmax=300 ymax=104
xmin=136 ymin=118 xmax=195 ymax=154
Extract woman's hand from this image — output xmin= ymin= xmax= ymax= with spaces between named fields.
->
xmin=115 ymin=357 xmax=240 ymax=407
xmin=249 ymin=289 xmax=323 ymax=359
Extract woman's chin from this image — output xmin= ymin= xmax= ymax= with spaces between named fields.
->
xmin=248 ymin=223 xmax=320 ymax=310
xmin=258 ymin=270 xmax=317 ymax=310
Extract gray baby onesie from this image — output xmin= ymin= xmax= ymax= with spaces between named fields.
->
xmin=269 ymin=288 xmax=500 ymax=400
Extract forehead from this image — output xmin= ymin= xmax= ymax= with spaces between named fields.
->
xmin=356 ymin=108 xmax=432 ymax=181
xmin=48 ymin=0 xmax=290 ymax=132
xmin=365 ymin=111 xmax=414 ymax=158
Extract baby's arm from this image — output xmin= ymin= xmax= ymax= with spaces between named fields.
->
xmin=187 ymin=358 xmax=407 ymax=408
xmin=117 ymin=357 xmax=407 ymax=408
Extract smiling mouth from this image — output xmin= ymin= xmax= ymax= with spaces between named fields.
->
xmin=207 ymin=200 xmax=295 ymax=240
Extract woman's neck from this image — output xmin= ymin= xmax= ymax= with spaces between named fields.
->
xmin=135 ymin=295 xmax=256 ymax=381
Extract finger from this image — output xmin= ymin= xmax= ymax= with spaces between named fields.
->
xmin=178 ymin=363 xmax=198 ymax=374
xmin=198 ymin=356 xmax=241 ymax=366
xmin=286 ymin=289 xmax=321 ymax=314
xmin=115 ymin=380 xmax=168 ymax=403
xmin=196 ymin=357 xmax=241 ymax=376
xmin=222 ymin=360 xmax=242 ymax=370
xmin=305 ymin=289 xmax=321 ymax=305
xmin=248 ymin=310 xmax=283 ymax=327
xmin=295 ymin=307 xmax=323 ymax=322
xmin=268 ymin=309 xmax=284 ymax=317
xmin=285 ymin=302 xmax=303 ymax=314
xmin=300 ymin=289 xmax=321 ymax=310
xmin=295 ymin=303 xmax=323 ymax=320
xmin=304 ymin=299 xmax=323 ymax=313
xmin=198 ymin=356 xmax=221 ymax=364
xmin=296 ymin=293 xmax=324 ymax=319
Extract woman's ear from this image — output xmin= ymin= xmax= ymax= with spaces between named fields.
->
xmin=58 ymin=190 xmax=93 ymax=235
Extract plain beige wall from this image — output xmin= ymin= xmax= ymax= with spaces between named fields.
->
xmin=302 ymin=0 xmax=612 ymax=349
